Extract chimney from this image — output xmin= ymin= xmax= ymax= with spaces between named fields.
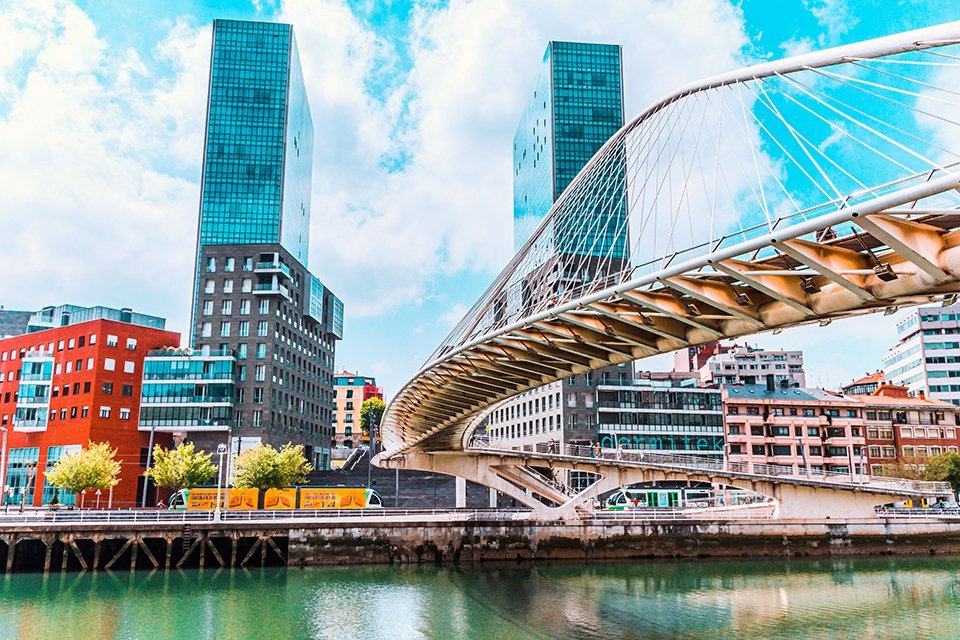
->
xmin=918 ymin=390 xmax=926 ymax=400
xmin=766 ymin=374 xmax=776 ymax=393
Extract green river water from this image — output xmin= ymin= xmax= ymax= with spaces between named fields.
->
xmin=1 ymin=556 xmax=959 ymax=639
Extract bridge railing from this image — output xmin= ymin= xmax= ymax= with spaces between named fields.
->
xmin=472 ymin=439 xmax=952 ymax=494
xmin=0 ymin=507 xmax=531 ymax=525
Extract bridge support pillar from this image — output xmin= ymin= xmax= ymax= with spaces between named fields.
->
xmin=455 ymin=477 xmax=467 ymax=509
xmin=489 ymin=488 xmax=498 ymax=508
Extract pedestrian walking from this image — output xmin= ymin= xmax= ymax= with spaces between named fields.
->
xmin=616 ymin=445 xmax=624 ymax=461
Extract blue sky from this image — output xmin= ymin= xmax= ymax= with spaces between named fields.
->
xmin=2 ymin=0 xmax=959 ymax=397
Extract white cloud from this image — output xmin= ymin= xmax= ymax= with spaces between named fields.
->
xmin=0 ymin=3 xmax=210 ymax=340
xmin=0 ymin=0 xmax=752 ymax=391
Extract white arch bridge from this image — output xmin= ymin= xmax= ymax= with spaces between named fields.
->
xmin=375 ymin=22 xmax=960 ymax=519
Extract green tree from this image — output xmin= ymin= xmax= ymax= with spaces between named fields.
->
xmin=360 ymin=397 xmax=386 ymax=439
xmin=46 ymin=442 xmax=122 ymax=495
xmin=875 ymin=456 xmax=927 ymax=481
xmin=924 ymin=451 xmax=960 ymax=493
xmin=146 ymin=443 xmax=217 ymax=491
xmin=234 ymin=442 xmax=312 ymax=491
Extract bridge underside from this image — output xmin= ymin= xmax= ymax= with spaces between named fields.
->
xmin=385 ymin=181 xmax=960 ymax=454
xmin=377 ymin=450 xmax=941 ymax=521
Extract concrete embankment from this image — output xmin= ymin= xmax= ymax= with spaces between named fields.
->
xmin=2 ymin=516 xmax=960 ymax=573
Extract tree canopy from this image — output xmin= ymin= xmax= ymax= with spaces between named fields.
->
xmin=923 ymin=451 xmax=960 ymax=493
xmin=360 ymin=397 xmax=386 ymax=438
xmin=46 ymin=442 xmax=121 ymax=495
xmin=146 ymin=443 xmax=217 ymax=491
xmin=233 ymin=442 xmax=312 ymax=491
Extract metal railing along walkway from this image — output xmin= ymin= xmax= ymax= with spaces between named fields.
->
xmin=472 ymin=439 xmax=952 ymax=496
xmin=0 ymin=507 xmax=531 ymax=526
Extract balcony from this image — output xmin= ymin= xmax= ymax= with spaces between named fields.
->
xmin=254 ymin=261 xmax=292 ymax=279
xmin=253 ymin=283 xmax=292 ymax=301
xmin=137 ymin=422 xmax=230 ymax=433
xmin=14 ymin=420 xmax=47 ymax=433
xmin=16 ymin=396 xmax=50 ymax=406
xmin=140 ymin=396 xmax=234 ymax=404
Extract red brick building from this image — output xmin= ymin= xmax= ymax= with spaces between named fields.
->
xmin=850 ymin=384 xmax=960 ymax=474
xmin=0 ymin=314 xmax=179 ymax=508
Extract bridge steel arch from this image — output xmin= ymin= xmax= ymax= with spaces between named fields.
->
xmin=376 ymin=22 xmax=960 ymax=519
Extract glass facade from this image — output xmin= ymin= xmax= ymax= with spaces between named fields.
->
xmin=3 ymin=447 xmax=39 ymax=505
xmin=513 ymin=41 xmax=627 ymax=260
xmin=42 ymin=445 xmax=81 ymax=506
xmin=139 ymin=355 xmax=235 ymax=431
xmin=195 ymin=19 xmax=314 ymax=324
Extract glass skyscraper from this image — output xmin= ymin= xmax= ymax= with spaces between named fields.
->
xmin=188 ymin=20 xmax=341 ymax=470
xmin=513 ymin=41 xmax=627 ymax=261
xmin=197 ymin=19 xmax=313 ymax=268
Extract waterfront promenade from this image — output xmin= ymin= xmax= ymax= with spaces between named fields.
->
xmin=2 ymin=507 xmax=960 ymax=574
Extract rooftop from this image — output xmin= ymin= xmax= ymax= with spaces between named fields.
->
xmin=725 ymin=384 xmax=855 ymax=404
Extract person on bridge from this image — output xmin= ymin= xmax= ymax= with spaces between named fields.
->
xmin=616 ymin=445 xmax=624 ymax=461
xmin=594 ymin=442 xmax=602 ymax=458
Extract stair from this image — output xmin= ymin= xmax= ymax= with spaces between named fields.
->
xmin=309 ymin=452 xmax=492 ymax=508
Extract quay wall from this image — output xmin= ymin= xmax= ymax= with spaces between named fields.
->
xmin=1 ymin=518 xmax=959 ymax=573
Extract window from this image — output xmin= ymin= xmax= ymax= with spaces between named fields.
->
xmin=106 ymin=335 xmax=118 ymax=347
xmin=119 ymin=408 xmax=131 ymax=420
xmin=253 ymin=388 xmax=264 ymax=404
xmin=242 ymin=279 xmax=253 ymax=293
xmin=121 ymin=384 xmax=133 ymax=397
xmin=253 ymin=410 xmax=262 ymax=427
xmin=90 ymin=334 xmax=97 ymax=345
xmin=225 ymin=257 xmax=235 ymax=272
xmin=203 ymin=300 xmax=214 ymax=316
xmin=901 ymin=427 xmax=913 ymax=438
xmin=222 ymin=300 xmax=233 ymax=315
xmin=220 ymin=322 xmax=231 ymax=338
xmin=123 ymin=361 xmax=135 ymax=374
xmin=256 ymin=344 xmax=266 ymax=359
xmin=126 ymin=338 xmax=137 ymax=350
xmin=750 ymin=425 xmax=763 ymax=436
xmin=202 ymin=322 xmax=212 ymax=338
xmin=206 ymin=257 xmax=216 ymax=272
xmin=223 ymin=280 xmax=234 ymax=294
xmin=238 ymin=344 xmax=248 ymax=359
xmin=99 ymin=406 xmax=111 ymax=418
xmin=239 ymin=321 xmax=250 ymax=337
xmin=258 ymin=321 xmax=268 ymax=337
xmin=102 ymin=382 xmax=113 ymax=395
xmin=205 ymin=279 xmax=215 ymax=294
xmin=240 ymin=299 xmax=251 ymax=314
xmin=104 ymin=358 xmax=116 ymax=371
xmin=255 ymin=365 xmax=266 ymax=381
xmin=259 ymin=300 xmax=269 ymax=314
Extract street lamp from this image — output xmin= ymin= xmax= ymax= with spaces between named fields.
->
xmin=214 ymin=443 xmax=227 ymax=522
xmin=0 ymin=426 xmax=7 ymax=508
xmin=19 ymin=461 xmax=37 ymax=514
xmin=141 ymin=422 xmax=157 ymax=508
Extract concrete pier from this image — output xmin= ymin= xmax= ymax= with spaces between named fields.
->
xmin=2 ymin=515 xmax=960 ymax=573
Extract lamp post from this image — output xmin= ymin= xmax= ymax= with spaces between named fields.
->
xmin=0 ymin=426 xmax=7 ymax=508
xmin=214 ymin=443 xmax=227 ymax=522
xmin=19 ymin=461 xmax=37 ymax=513
xmin=367 ymin=416 xmax=379 ymax=489
xmin=141 ymin=423 xmax=157 ymax=508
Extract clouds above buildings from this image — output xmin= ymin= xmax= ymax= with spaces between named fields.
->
xmin=1 ymin=0 xmax=956 ymax=394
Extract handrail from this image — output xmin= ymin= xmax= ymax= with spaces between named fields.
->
xmin=471 ymin=439 xmax=952 ymax=495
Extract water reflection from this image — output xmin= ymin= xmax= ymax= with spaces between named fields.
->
xmin=0 ymin=557 xmax=959 ymax=639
